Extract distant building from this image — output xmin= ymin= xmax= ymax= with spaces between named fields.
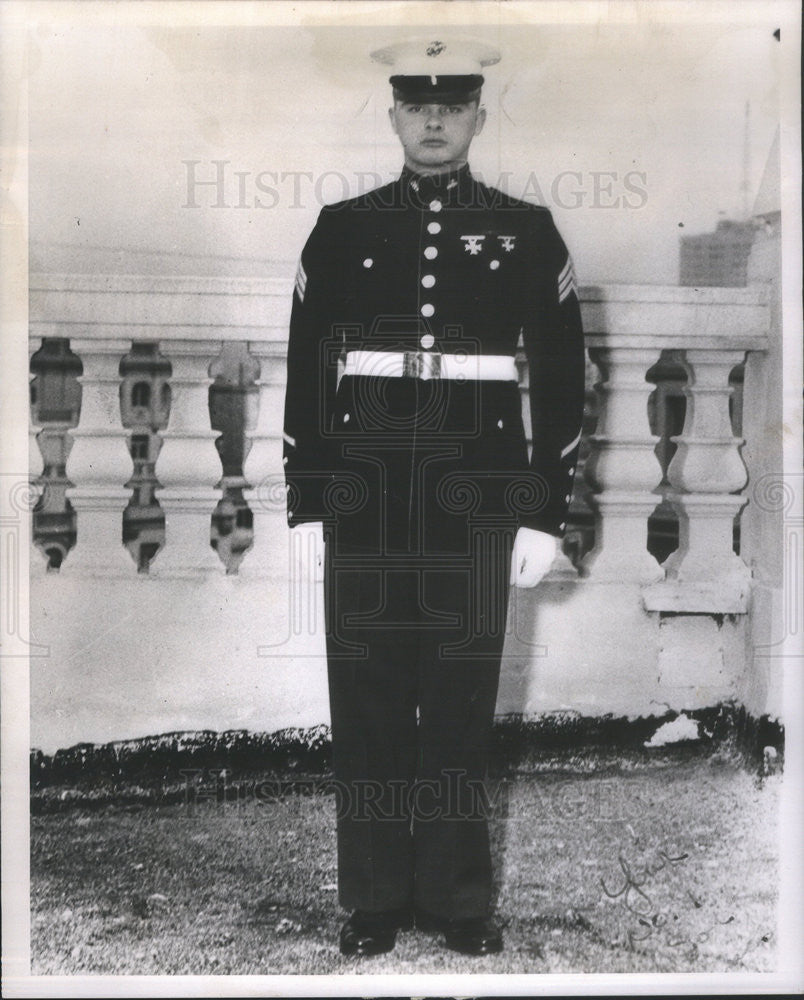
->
xmin=679 ymin=219 xmax=756 ymax=287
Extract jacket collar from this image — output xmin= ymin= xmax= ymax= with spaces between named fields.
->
xmin=399 ymin=164 xmax=474 ymax=207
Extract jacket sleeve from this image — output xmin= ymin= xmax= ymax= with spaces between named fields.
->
xmin=282 ymin=208 xmax=340 ymax=526
xmin=519 ymin=211 xmax=586 ymax=537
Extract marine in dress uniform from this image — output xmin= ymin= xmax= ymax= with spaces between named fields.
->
xmin=282 ymin=38 xmax=585 ymax=956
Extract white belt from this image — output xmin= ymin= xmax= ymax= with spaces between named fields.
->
xmin=343 ymin=350 xmax=518 ymax=382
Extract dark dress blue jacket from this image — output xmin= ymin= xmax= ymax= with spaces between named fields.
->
xmin=283 ymin=165 xmax=585 ymax=556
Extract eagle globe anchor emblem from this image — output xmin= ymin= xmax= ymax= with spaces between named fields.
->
xmin=426 ymin=41 xmax=446 ymax=57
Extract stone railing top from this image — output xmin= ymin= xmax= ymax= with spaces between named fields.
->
xmin=581 ymin=283 xmax=769 ymax=351
xmin=29 ymin=272 xmax=294 ymax=296
xmin=29 ymin=272 xmax=770 ymax=352
xmin=30 ymin=271 xmax=294 ymax=345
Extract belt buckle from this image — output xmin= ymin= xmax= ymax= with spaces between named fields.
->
xmin=404 ymin=350 xmax=441 ymax=380
xmin=402 ymin=350 xmax=421 ymax=378
xmin=424 ymin=352 xmax=441 ymax=380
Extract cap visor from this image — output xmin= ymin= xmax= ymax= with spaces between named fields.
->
xmin=391 ymin=74 xmax=483 ymax=103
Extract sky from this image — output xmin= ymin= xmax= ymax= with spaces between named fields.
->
xmin=27 ymin=11 xmax=782 ymax=285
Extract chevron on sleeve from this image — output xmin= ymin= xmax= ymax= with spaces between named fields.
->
xmin=557 ymin=254 xmax=578 ymax=304
xmin=294 ymin=259 xmax=307 ymax=302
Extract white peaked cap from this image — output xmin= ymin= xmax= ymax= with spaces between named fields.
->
xmin=370 ymin=37 xmax=501 ymax=77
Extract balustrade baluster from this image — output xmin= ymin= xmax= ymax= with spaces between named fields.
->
xmin=581 ymin=346 xmax=664 ymax=583
xmin=151 ymin=340 xmax=223 ymax=575
xmin=241 ymin=343 xmax=285 ymax=575
xmin=63 ymin=339 xmax=133 ymax=574
xmin=644 ymin=349 xmax=751 ymax=612
xmin=29 ymin=343 xmax=46 ymax=571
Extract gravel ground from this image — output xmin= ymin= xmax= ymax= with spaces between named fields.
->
xmin=31 ymin=754 xmax=779 ymax=975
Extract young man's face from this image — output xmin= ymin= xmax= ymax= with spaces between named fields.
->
xmin=389 ymin=99 xmax=486 ymax=174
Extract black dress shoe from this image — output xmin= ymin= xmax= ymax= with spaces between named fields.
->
xmin=339 ymin=908 xmax=412 ymax=956
xmin=415 ymin=910 xmax=503 ymax=956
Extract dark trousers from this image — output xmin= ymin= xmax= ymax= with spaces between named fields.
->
xmin=324 ymin=532 xmax=512 ymax=919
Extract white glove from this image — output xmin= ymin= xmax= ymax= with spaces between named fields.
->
xmin=290 ymin=520 xmax=325 ymax=583
xmin=510 ymin=527 xmax=557 ymax=588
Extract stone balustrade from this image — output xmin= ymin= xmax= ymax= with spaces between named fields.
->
xmin=27 ymin=272 xmax=772 ymax=751
xmin=580 ymin=284 xmax=768 ymax=612
xmin=29 ymin=274 xmax=769 ymax=604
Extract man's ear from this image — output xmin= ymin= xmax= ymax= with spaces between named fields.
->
xmin=388 ymin=106 xmax=399 ymax=135
xmin=474 ymin=105 xmax=487 ymax=136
